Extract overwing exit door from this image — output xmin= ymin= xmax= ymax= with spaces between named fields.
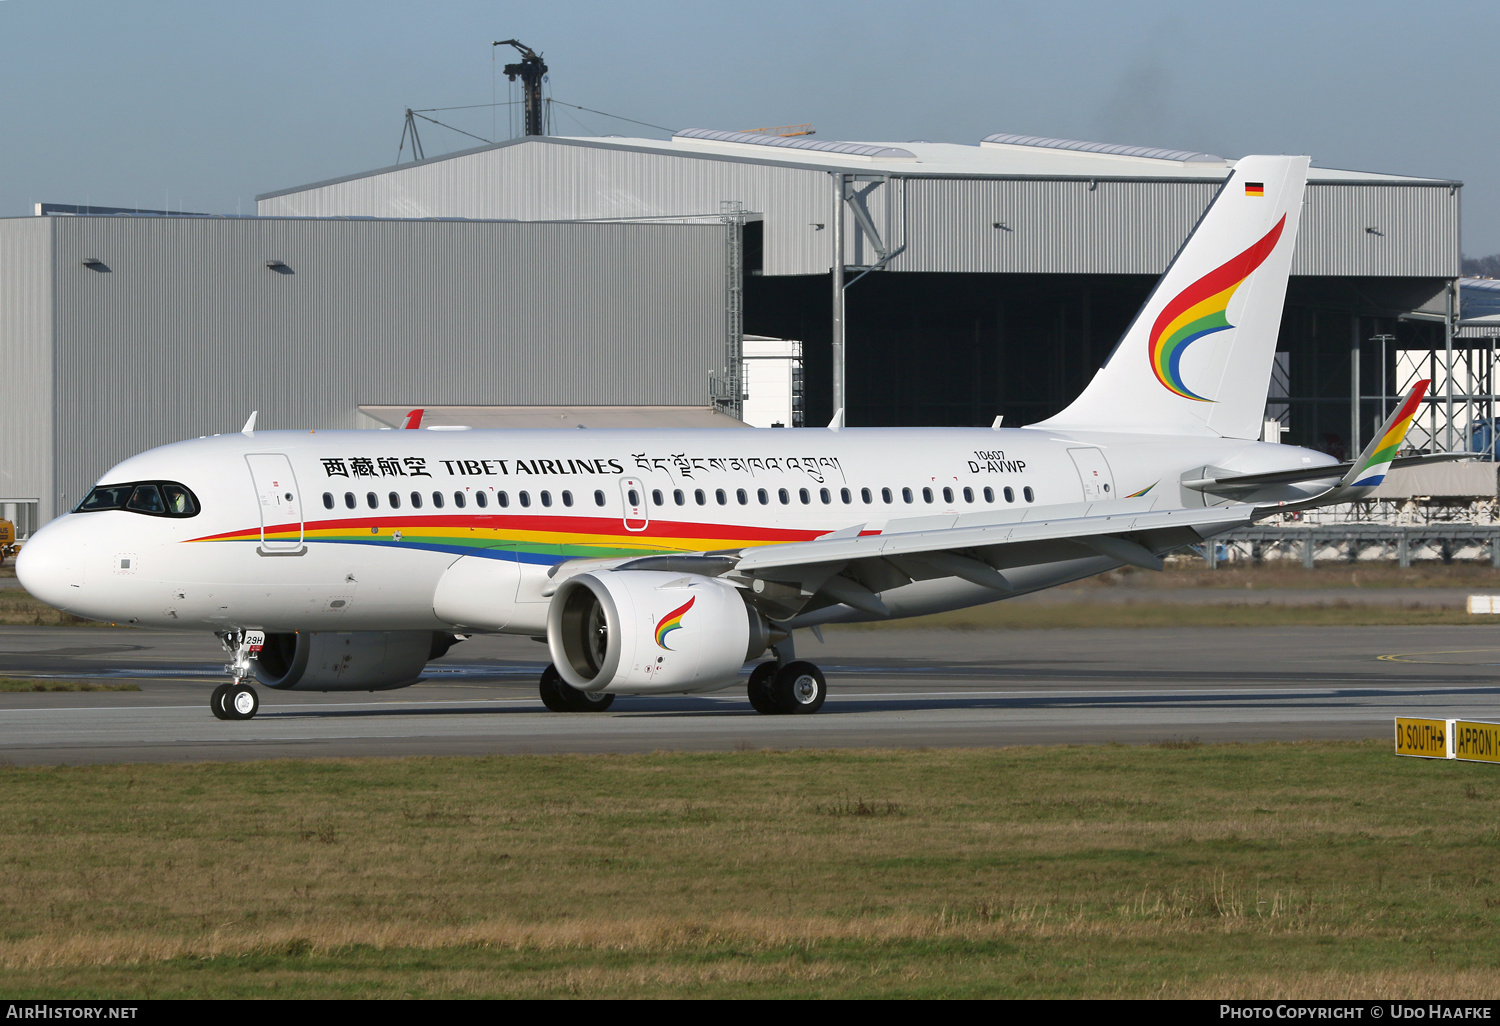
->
xmin=245 ymin=453 xmax=305 ymax=553
xmin=1067 ymin=447 xmax=1116 ymax=501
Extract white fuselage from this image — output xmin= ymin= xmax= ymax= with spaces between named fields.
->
xmin=18 ymin=424 xmax=1334 ymax=634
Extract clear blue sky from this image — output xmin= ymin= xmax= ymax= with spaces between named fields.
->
xmin=3 ymin=0 xmax=1497 ymax=253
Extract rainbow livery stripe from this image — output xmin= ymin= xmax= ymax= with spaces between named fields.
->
xmin=1147 ymin=214 xmax=1286 ymax=401
xmin=655 ymin=596 xmax=695 ymax=649
xmin=1351 ymin=379 xmax=1429 ymax=487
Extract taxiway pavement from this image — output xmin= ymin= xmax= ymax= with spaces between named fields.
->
xmin=1 ymin=624 xmax=1498 ymax=764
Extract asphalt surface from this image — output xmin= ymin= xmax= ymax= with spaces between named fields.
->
xmin=2 ymin=623 xmax=1499 ymax=764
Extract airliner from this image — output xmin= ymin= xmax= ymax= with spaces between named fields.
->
xmin=15 ymin=156 xmax=1447 ymax=720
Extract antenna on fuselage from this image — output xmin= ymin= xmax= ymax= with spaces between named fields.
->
xmin=241 ymin=411 xmax=258 ymax=435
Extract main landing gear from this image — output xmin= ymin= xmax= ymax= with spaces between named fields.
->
xmin=747 ymin=659 xmax=826 ymax=715
xmin=538 ymin=663 xmax=616 ymax=712
xmin=212 ymin=629 xmax=264 ymax=721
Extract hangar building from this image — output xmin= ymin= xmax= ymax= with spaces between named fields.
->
xmin=260 ymin=129 xmax=1464 ymax=450
xmin=0 ymin=213 xmax=737 ymax=528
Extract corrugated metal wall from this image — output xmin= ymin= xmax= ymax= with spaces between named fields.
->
xmin=259 ymin=141 xmax=831 ymax=277
xmin=45 ymin=216 xmax=725 ymax=512
xmin=258 ymin=139 xmax=1460 ymax=279
xmin=0 ymin=220 xmax=53 ymax=520
xmin=894 ymin=178 xmax=1221 ymax=274
xmin=1294 ymin=182 xmax=1460 ymax=277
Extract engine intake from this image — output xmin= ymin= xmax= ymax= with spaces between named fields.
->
xmin=547 ymin=570 xmax=769 ymax=694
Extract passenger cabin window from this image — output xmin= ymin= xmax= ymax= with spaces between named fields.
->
xmin=757 ymin=488 xmax=769 ymax=505
xmin=627 ymin=489 xmax=639 ymax=506
xmin=562 ymin=490 xmax=573 ymax=507
xmin=922 ymin=487 xmax=933 ymax=503
xmin=902 ymin=487 xmax=914 ymax=504
xmin=344 ymin=492 xmax=356 ymax=510
xmin=943 ymin=487 xmax=954 ymax=504
xmin=1024 ymin=486 xmax=1035 ymax=502
xmin=410 ymin=491 xmax=423 ymax=509
xmin=651 ymin=489 xmax=664 ymax=506
xmin=431 ymin=491 xmax=445 ymax=509
xmin=322 ymin=492 xmax=334 ymax=510
xmin=841 ymin=488 xmax=852 ymax=504
xmin=737 ymin=488 xmax=748 ymax=505
xmin=594 ymin=490 xmax=606 ymax=507
xmin=454 ymin=492 xmax=467 ymax=509
xmin=75 ymin=481 xmax=200 ymax=519
xmin=881 ymin=487 xmax=893 ymax=504
xmin=473 ymin=491 xmax=486 ymax=509
xmin=820 ymin=488 xmax=831 ymax=504
xmin=673 ymin=489 xmax=685 ymax=506
xmin=778 ymin=488 xmax=790 ymax=504
xmin=695 ymin=489 xmax=707 ymax=505
xmin=715 ymin=489 xmax=727 ymax=505
xmin=1003 ymin=487 xmax=1014 ymax=503
xmin=861 ymin=488 xmax=873 ymax=504
xmin=540 ymin=491 xmax=551 ymax=507
xmin=366 ymin=492 xmax=378 ymax=509
xmin=984 ymin=486 xmax=994 ymax=503
xmin=799 ymin=488 xmax=810 ymax=504
xmin=389 ymin=491 xmax=402 ymax=508
xmin=497 ymin=491 xmax=509 ymax=508
xmin=519 ymin=491 xmax=531 ymax=508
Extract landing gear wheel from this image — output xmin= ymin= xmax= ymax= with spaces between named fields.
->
xmin=210 ymin=684 xmax=232 ymax=720
xmin=539 ymin=664 xmax=616 ymax=712
xmin=772 ymin=661 xmax=826 ymax=715
xmin=747 ymin=661 xmax=780 ymax=714
xmin=226 ymin=683 xmax=259 ymax=720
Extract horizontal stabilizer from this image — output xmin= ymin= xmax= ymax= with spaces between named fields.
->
xmin=1185 ymin=451 xmax=1467 ymax=495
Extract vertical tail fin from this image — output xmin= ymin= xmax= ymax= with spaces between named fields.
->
xmin=1039 ymin=155 xmax=1310 ymax=439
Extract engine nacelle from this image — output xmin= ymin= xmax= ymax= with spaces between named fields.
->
xmin=253 ymin=630 xmax=450 ymax=691
xmin=547 ymin=570 xmax=769 ymax=694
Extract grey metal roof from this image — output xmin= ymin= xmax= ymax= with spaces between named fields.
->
xmin=1461 ymin=276 xmax=1500 ymax=325
xmin=981 ymin=133 xmax=1223 ymax=164
xmin=674 ymin=128 xmax=917 ymax=161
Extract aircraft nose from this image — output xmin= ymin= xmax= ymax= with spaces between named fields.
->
xmin=15 ymin=516 xmax=89 ymax=611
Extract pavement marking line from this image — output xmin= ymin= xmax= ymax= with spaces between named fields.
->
xmin=1378 ymin=649 xmax=1500 ymax=663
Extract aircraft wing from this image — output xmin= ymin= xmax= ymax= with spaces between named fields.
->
xmin=611 ymin=499 xmax=1260 ymax=619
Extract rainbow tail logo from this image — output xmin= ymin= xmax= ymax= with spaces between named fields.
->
xmin=1345 ymin=380 xmax=1429 ymax=490
xmin=655 ymin=595 xmax=695 ymax=650
xmin=1148 ymin=216 xmax=1285 ymax=402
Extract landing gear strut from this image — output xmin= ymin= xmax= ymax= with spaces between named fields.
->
xmin=539 ymin=663 xmax=615 ymax=712
xmin=748 ymin=659 xmax=827 ymax=715
xmin=212 ymin=630 xmax=264 ymax=720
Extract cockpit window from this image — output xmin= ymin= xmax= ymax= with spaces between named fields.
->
xmin=75 ymin=481 xmax=200 ymax=518
xmin=76 ymin=485 xmax=134 ymax=511
xmin=126 ymin=485 xmax=165 ymax=514
xmin=161 ymin=484 xmax=198 ymax=516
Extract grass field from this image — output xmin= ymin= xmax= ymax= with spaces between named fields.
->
xmin=839 ymin=600 xmax=1481 ymax=630
xmin=0 ymin=677 xmax=138 ymax=693
xmin=2 ymin=742 xmax=1499 ymax=998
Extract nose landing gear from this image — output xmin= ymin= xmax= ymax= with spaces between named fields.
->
xmin=212 ymin=630 xmax=264 ymax=720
